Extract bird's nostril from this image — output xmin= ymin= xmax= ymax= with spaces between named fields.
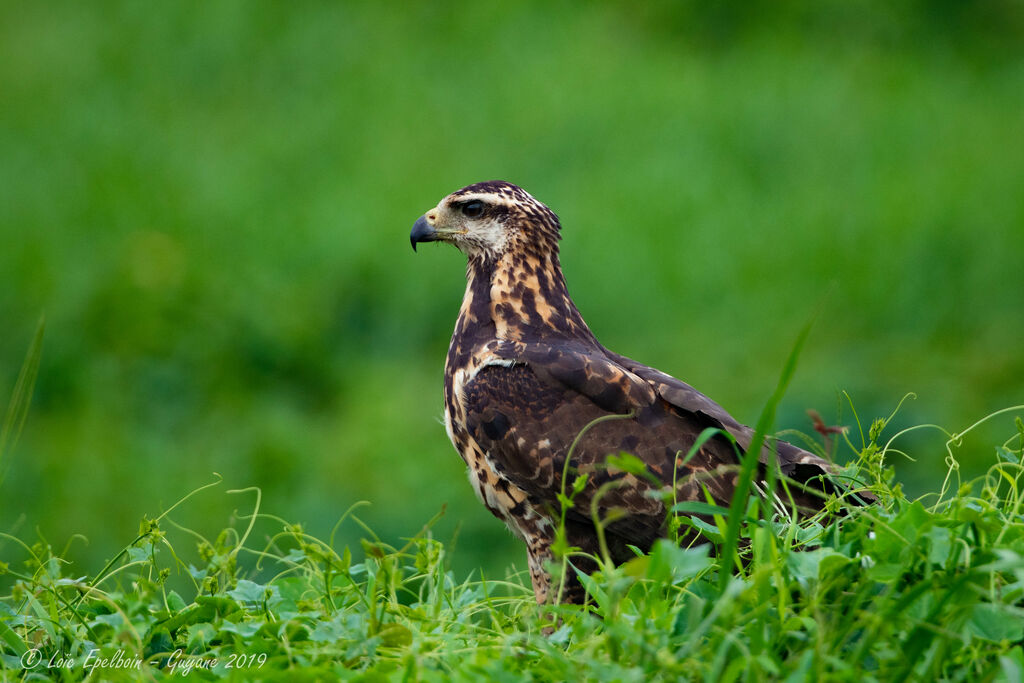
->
xmin=427 ymin=213 xmax=436 ymax=222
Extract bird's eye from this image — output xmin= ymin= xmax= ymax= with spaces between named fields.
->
xmin=461 ymin=200 xmax=485 ymax=219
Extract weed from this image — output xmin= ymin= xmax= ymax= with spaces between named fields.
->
xmin=1 ymin=400 xmax=1022 ymax=680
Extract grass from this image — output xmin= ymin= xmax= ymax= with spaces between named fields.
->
xmin=2 ymin=401 xmax=1023 ymax=681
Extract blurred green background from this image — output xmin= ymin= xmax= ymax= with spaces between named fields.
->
xmin=2 ymin=2 xmax=1022 ymax=580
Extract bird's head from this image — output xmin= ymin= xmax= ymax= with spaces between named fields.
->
xmin=410 ymin=181 xmax=561 ymax=260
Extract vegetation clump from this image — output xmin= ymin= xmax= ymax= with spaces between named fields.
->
xmin=2 ymin=403 xmax=1022 ymax=681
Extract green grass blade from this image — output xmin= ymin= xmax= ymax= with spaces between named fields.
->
xmin=0 ymin=616 xmax=28 ymax=656
xmin=0 ymin=315 xmax=45 ymax=489
xmin=719 ymin=317 xmax=813 ymax=592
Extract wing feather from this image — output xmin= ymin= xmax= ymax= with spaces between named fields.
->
xmin=481 ymin=341 xmax=847 ymax=513
xmin=603 ymin=349 xmax=836 ymax=479
xmin=463 ymin=349 xmax=749 ymax=556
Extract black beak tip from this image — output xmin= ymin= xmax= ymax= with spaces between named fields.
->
xmin=410 ymin=215 xmax=435 ymax=252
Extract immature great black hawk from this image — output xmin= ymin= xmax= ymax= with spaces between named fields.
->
xmin=410 ymin=181 xmax=852 ymax=604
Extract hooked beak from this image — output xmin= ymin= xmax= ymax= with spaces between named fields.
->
xmin=410 ymin=215 xmax=437 ymax=252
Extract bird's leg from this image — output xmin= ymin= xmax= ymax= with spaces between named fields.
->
xmin=526 ymin=529 xmax=592 ymax=606
xmin=528 ymin=538 xmax=575 ymax=637
xmin=526 ymin=540 xmax=555 ymax=604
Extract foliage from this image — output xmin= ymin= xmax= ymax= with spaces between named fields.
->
xmin=2 ymin=405 xmax=1023 ymax=681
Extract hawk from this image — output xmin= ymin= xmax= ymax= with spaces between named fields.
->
xmin=411 ymin=181 xmax=847 ymax=604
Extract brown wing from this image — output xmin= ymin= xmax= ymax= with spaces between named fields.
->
xmin=602 ymin=349 xmax=840 ymax=492
xmin=462 ymin=349 xmax=749 ymax=556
